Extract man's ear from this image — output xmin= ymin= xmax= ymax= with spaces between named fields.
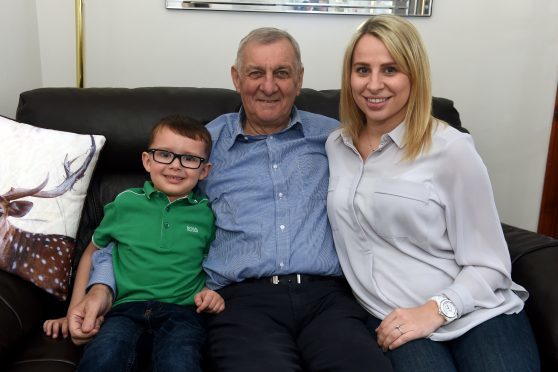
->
xmin=142 ymin=151 xmax=151 ymax=173
xmin=231 ymin=65 xmax=242 ymax=92
xmin=296 ymin=66 xmax=304 ymax=95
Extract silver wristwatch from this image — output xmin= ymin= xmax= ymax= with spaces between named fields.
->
xmin=430 ymin=295 xmax=458 ymax=324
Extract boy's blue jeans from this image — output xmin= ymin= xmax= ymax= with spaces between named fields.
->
xmin=77 ymin=301 xmax=205 ymax=372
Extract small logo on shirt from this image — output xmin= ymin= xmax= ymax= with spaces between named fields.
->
xmin=186 ymin=225 xmax=199 ymax=233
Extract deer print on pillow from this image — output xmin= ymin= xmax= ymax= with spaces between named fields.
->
xmin=0 ymin=136 xmax=97 ymax=300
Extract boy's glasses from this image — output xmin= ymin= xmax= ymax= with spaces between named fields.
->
xmin=147 ymin=149 xmax=206 ymax=169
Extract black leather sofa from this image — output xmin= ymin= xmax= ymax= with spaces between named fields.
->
xmin=2 ymin=87 xmax=557 ymax=371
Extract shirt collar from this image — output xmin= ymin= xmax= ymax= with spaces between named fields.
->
xmin=143 ymin=181 xmax=201 ymax=205
xmin=144 ymin=180 xmax=158 ymax=199
xmin=225 ymin=106 xmax=304 ymax=150
xmin=338 ymin=121 xmax=406 ymax=150
xmin=388 ymin=122 xmax=406 ymax=149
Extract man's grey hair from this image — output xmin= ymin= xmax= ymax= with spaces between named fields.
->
xmin=235 ymin=27 xmax=303 ymax=72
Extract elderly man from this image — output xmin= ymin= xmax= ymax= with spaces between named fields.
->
xmin=68 ymin=28 xmax=392 ymax=372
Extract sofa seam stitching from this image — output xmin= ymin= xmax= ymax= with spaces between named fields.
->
xmin=0 ymin=294 xmax=23 ymax=330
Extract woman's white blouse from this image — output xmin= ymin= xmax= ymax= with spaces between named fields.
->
xmin=326 ymin=122 xmax=527 ymax=341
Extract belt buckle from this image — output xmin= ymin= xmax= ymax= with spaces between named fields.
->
xmin=271 ymin=274 xmax=302 ymax=284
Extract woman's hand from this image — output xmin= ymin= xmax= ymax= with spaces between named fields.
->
xmin=376 ymin=300 xmax=445 ymax=351
xmin=43 ymin=317 xmax=69 ymax=339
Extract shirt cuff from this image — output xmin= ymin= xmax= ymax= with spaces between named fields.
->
xmin=87 ymin=241 xmax=117 ymax=298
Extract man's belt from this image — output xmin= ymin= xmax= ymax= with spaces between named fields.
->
xmin=243 ymin=274 xmax=342 ymax=285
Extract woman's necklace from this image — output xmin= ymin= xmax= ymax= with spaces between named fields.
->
xmin=365 ymin=127 xmax=380 ymax=152
xmin=367 ymin=130 xmax=377 ymax=150
xmin=358 ymin=128 xmax=377 ymax=158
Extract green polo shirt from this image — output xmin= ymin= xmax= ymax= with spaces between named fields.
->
xmin=92 ymin=181 xmax=215 ymax=307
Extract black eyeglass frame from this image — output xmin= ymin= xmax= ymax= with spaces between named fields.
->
xmin=147 ymin=148 xmax=207 ymax=169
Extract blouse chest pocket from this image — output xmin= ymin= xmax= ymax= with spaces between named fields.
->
xmin=363 ymin=178 xmax=433 ymax=244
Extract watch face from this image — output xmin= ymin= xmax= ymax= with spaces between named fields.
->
xmin=440 ymin=299 xmax=457 ymax=318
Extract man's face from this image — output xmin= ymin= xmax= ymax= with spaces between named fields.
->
xmin=232 ymin=39 xmax=304 ymax=135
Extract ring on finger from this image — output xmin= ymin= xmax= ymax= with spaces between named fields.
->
xmin=395 ymin=324 xmax=404 ymax=335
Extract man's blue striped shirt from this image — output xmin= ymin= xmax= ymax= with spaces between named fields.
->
xmin=200 ymin=107 xmax=342 ymax=289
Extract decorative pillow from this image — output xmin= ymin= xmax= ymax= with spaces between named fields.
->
xmin=0 ymin=116 xmax=105 ymax=301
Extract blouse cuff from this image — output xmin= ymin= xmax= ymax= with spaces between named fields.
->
xmin=443 ymin=283 xmax=474 ymax=317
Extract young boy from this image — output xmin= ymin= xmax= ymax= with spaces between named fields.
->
xmin=43 ymin=115 xmax=223 ymax=371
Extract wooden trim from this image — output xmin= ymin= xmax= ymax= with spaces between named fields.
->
xmin=538 ymin=86 xmax=558 ymax=237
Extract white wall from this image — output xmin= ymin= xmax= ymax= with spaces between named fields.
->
xmin=2 ymin=0 xmax=558 ymax=231
xmin=35 ymin=1 xmax=74 ymax=88
xmin=0 ymin=0 xmax=41 ymax=119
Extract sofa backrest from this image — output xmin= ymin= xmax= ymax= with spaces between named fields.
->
xmin=16 ymin=87 xmax=463 ymax=173
xmin=16 ymin=87 xmax=242 ymax=172
xmin=15 ymin=87 xmax=463 ymax=293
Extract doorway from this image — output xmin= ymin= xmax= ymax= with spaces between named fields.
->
xmin=538 ymin=85 xmax=558 ymax=238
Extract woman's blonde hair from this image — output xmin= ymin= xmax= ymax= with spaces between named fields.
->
xmin=340 ymin=14 xmax=434 ymax=161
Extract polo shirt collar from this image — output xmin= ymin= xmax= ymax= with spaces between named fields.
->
xmin=225 ymin=106 xmax=304 ymax=150
xmin=144 ymin=181 xmax=158 ymax=199
xmin=182 ymin=191 xmax=203 ymax=205
xmin=143 ymin=181 xmax=201 ymax=205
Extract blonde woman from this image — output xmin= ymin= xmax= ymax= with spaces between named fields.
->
xmin=326 ymin=14 xmax=539 ymax=371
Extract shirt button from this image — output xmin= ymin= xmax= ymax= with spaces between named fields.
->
xmin=164 ymin=222 xmax=170 ymax=229
xmin=273 ymin=164 xmax=278 ymax=169
xmin=278 ymin=192 xmax=284 ymax=198
xmin=279 ymin=225 xmax=285 ymax=231
xmin=279 ymin=262 xmax=284 ymax=268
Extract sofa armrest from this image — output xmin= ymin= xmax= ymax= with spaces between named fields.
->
xmin=0 ymin=271 xmax=46 ymax=360
xmin=503 ymin=223 xmax=558 ymax=371
xmin=8 ymin=331 xmax=81 ymax=372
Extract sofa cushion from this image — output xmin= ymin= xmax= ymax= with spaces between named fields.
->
xmin=0 ymin=116 xmax=105 ymax=300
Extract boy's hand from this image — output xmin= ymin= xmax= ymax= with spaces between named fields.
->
xmin=43 ymin=317 xmax=69 ymax=339
xmin=194 ymin=288 xmax=225 ymax=314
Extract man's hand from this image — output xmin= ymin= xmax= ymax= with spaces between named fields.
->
xmin=194 ymin=288 xmax=225 ymax=314
xmin=376 ymin=300 xmax=445 ymax=351
xmin=67 ymin=284 xmax=113 ymax=345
